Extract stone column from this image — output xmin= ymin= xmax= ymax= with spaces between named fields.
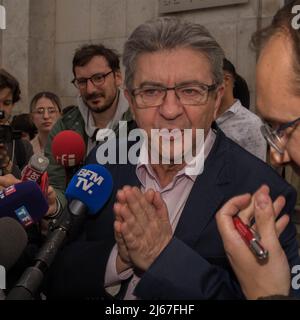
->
xmin=1 ymin=0 xmax=30 ymax=114
xmin=0 ymin=0 xmax=55 ymax=114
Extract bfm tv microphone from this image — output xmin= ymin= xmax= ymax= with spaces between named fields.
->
xmin=0 ymin=181 xmax=49 ymax=228
xmin=6 ymin=164 xmax=113 ymax=300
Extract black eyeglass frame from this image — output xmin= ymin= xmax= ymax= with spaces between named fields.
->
xmin=71 ymin=70 xmax=114 ymax=89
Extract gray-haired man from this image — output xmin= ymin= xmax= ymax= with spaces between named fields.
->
xmin=46 ymin=17 xmax=299 ymax=300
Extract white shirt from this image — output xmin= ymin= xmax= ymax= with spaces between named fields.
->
xmin=104 ymin=129 xmax=216 ymax=299
xmin=216 ymin=99 xmax=267 ymax=161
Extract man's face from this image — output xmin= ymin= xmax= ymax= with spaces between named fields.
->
xmin=256 ymin=33 xmax=300 ymax=173
xmin=126 ymin=48 xmax=224 ymax=162
xmin=0 ymin=87 xmax=14 ymax=125
xmin=74 ymin=55 xmax=122 ymax=113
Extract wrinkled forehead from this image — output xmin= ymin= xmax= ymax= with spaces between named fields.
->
xmin=133 ymin=48 xmax=214 ymax=86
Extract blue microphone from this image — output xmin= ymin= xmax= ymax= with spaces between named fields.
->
xmin=7 ymin=164 xmax=113 ymax=300
xmin=65 ymin=164 xmax=113 ymax=215
xmin=0 ymin=181 xmax=49 ymax=228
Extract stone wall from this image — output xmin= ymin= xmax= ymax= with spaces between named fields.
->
xmin=0 ymin=0 xmax=284 ymax=113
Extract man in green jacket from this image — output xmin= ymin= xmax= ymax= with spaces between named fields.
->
xmin=45 ymin=44 xmax=133 ymax=216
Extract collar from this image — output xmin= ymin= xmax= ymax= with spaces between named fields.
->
xmin=216 ymin=99 xmax=242 ymax=125
xmin=77 ymin=89 xmax=129 ymax=139
xmin=137 ymin=128 xmax=216 ymax=182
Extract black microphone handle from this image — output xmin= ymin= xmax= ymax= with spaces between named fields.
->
xmin=6 ymin=228 xmax=67 ymax=300
xmin=0 ymin=288 xmax=5 ymax=300
xmin=6 ymin=200 xmax=87 ymax=300
xmin=6 ymin=266 xmax=44 ymax=300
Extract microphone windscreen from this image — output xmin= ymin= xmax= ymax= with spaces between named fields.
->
xmin=0 ymin=181 xmax=49 ymax=227
xmin=28 ymin=154 xmax=49 ymax=173
xmin=21 ymin=154 xmax=49 ymax=182
xmin=51 ymin=130 xmax=86 ymax=167
xmin=0 ymin=217 xmax=28 ymax=270
xmin=65 ymin=164 xmax=113 ymax=215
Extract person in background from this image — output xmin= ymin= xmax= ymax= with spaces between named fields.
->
xmin=30 ymin=92 xmax=62 ymax=155
xmin=0 ymin=69 xmax=33 ymax=178
xmin=233 ymin=73 xmax=250 ymax=110
xmin=216 ymin=0 xmax=300 ymax=299
xmin=216 ymin=58 xmax=267 ymax=161
xmin=11 ymin=113 xmax=37 ymax=141
xmin=44 ymin=44 xmax=134 ymax=218
xmin=62 ymin=105 xmax=77 ymax=116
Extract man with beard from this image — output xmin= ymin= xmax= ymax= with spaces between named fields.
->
xmin=45 ymin=44 xmax=133 ymax=217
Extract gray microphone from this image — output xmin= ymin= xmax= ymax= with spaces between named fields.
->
xmin=0 ymin=217 xmax=28 ymax=299
xmin=21 ymin=154 xmax=49 ymax=183
xmin=0 ymin=217 xmax=28 ymax=270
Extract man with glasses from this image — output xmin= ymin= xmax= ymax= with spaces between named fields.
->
xmin=44 ymin=44 xmax=133 ymax=216
xmin=216 ymin=1 xmax=300 ymax=299
xmin=46 ymin=17 xmax=300 ymax=300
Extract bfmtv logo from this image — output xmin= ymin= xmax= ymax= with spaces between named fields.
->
xmin=0 ymin=5 xmax=5 ymax=30
xmin=76 ymin=169 xmax=104 ymax=195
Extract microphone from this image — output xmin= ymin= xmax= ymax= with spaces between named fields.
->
xmin=21 ymin=154 xmax=49 ymax=183
xmin=52 ymin=130 xmax=86 ymax=167
xmin=6 ymin=164 xmax=113 ymax=300
xmin=0 ymin=217 xmax=28 ymax=270
xmin=21 ymin=154 xmax=49 ymax=197
xmin=51 ymin=130 xmax=86 ymax=186
xmin=0 ymin=217 xmax=28 ymax=300
xmin=0 ymin=181 xmax=49 ymax=228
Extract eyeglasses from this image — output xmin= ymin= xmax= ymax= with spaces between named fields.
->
xmin=71 ymin=71 xmax=113 ymax=89
xmin=131 ymin=82 xmax=217 ymax=108
xmin=260 ymin=117 xmax=300 ymax=154
xmin=32 ymin=107 xmax=59 ymax=116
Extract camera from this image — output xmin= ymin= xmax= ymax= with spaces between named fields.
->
xmin=0 ymin=110 xmax=21 ymax=143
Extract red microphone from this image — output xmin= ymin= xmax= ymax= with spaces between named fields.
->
xmin=21 ymin=154 xmax=49 ymax=183
xmin=51 ymin=130 xmax=86 ymax=185
xmin=21 ymin=154 xmax=49 ymax=198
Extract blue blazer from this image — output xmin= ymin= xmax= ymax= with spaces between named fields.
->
xmin=46 ymin=127 xmax=300 ymax=299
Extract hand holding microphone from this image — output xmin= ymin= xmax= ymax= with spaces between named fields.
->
xmin=6 ymin=164 xmax=113 ymax=300
xmin=0 ymin=174 xmax=20 ymax=190
xmin=21 ymin=154 xmax=58 ymax=219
